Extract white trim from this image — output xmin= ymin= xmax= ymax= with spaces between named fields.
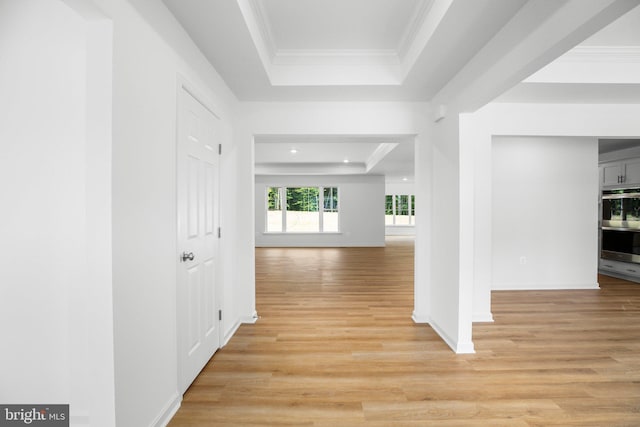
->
xmin=411 ymin=311 xmax=430 ymax=324
xmin=242 ymin=311 xmax=259 ymax=325
xmin=223 ymin=320 xmax=242 ymax=347
xmin=492 ymin=282 xmax=600 ymax=291
xmin=151 ymin=392 xmax=181 ymax=427
xmin=396 ymin=0 xmax=436 ymax=59
xmin=429 ymin=318 xmax=476 ymax=354
xmin=222 ymin=312 xmax=258 ymax=347
xmin=248 ymin=0 xmax=278 ymax=60
xmin=179 ymin=82 xmax=220 ymax=120
xmin=472 ymin=312 xmax=494 ymax=323
xmin=561 ymin=45 xmax=640 ymax=63
xmin=366 ymin=143 xmax=399 ymax=172
xmin=273 ymin=49 xmax=399 ymax=66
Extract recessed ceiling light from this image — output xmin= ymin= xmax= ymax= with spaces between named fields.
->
xmin=343 ymin=159 xmax=349 ymax=163
xmin=290 ymin=148 xmax=297 ymax=154
xmin=402 ymin=177 xmax=408 ymax=181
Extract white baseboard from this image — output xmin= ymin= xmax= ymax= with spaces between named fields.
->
xmin=241 ymin=310 xmax=259 ymax=324
xmin=152 ymin=392 xmax=181 ymax=427
xmin=223 ymin=320 xmax=241 ymax=347
xmin=222 ymin=312 xmax=259 ymax=347
xmin=492 ymin=282 xmax=600 ymax=291
xmin=473 ymin=312 xmax=494 ymax=323
xmin=411 ymin=311 xmax=430 ymax=324
xmin=429 ymin=318 xmax=475 ymax=354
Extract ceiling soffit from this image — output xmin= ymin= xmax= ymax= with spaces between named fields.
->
xmin=237 ymin=0 xmax=451 ymax=86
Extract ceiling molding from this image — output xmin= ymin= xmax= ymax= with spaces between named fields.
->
xmin=255 ymin=162 xmax=367 ymax=175
xmin=366 ymin=143 xmax=400 ymax=172
xmin=396 ymin=0 xmax=436 ymax=60
xmin=559 ymin=45 xmax=640 ymax=63
xmin=239 ymin=0 xmax=451 ymax=86
xmin=272 ymin=49 xmax=400 ymax=66
xmin=247 ymin=0 xmax=277 ymax=60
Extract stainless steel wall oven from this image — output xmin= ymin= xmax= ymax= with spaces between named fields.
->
xmin=602 ymin=189 xmax=640 ymax=263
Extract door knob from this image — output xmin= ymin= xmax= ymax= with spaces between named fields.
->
xmin=181 ymin=251 xmax=195 ymax=262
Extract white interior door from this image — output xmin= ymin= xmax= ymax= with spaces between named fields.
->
xmin=177 ymin=86 xmax=221 ymax=394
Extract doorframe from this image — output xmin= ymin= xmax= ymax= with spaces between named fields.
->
xmin=175 ymin=75 xmax=224 ymax=393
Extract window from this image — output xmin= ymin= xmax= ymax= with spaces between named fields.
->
xmin=267 ymin=187 xmax=283 ymax=232
xmin=266 ymin=186 xmax=339 ymax=233
xmin=385 ymin=194 xmax=416 ymax=226
xmin=286 ymin=187 xmax=319 ymax=232
xmin=323 ymin=187 xmax=339 ymax=232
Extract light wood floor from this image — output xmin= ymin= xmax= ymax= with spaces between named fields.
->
xmin=170 ymin=238 xmax=640 ymax=426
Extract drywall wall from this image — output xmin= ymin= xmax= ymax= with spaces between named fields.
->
xmin=84 ymin=0 xmax=242 ymax=425
xmin=255 ymin=175 xmax=385 ymax=247
xmin=0 ymin=2 xmax=110 ymax=425
xmin=492 ymin=136 xmax=599 ymax=289
xmin=468 ymin=103 xmax=640 ymax=326
xmin=386 ymin=182 xmax=416 ymax=195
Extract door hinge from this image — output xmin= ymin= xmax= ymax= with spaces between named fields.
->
xmin=218 ymin=144 xmax=222 ymax=155
xmin=218 ymin=310 xmax=222 ymax=321
xmin=218 ymin=227 xmax=221 ymax=238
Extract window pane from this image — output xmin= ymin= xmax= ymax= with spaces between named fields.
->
xmin=396 ymin=195 xmax=410 ymax=225
xmin=385 ymin=195 xmax=394 ymax=225
xmin=411 ymin=195 xmax=415 ymax=225
xmin=286 ymin=187 xmax=319 ymax=232
xmin=323 ymin=187 xmax=339 ymax=232
xmin=266 ymin=187 xmax=282 ymax=232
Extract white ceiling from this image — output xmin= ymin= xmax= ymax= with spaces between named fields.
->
xmin=254 ymin=135 xmax=415 ymax=182
xmin=158 ymin=0 xmax=640 ymax=180
xmin=261 ymin=0 xmax=422 ymax=51
xmin=162 ymin=0 xmax=528 ymax=101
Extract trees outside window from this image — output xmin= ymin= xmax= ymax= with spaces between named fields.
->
xmin=385 ymin=194 xmax=415 ymax=226
xmin=266 ymin=186 xmax=339 ymax=233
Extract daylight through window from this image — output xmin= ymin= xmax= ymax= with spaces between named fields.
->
xmin=385 ymin=194 xmax=415 ymax=226
xmin=266 ymin=186 xmax=339 ymax=233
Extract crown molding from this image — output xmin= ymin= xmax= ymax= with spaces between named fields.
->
xmin=366 ymin=143 xmax=399 ymax=173
xmin=397 ymin=0 xmax=435 ymax=60
xmin=248 ymin=0 xmax=277 ymax=60
xmin=240 ymin=0 xmax=448 ymax=86
xmin=561 ymin=45 xmax=640 ymax=63
xmin=255 ymin=162 xmax=367 ymax=175
xmin=272 ymin=49 xmax=399 ymax=66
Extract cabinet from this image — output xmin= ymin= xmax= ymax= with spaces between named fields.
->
xmin=601 ymin=158 xmax=640 ymax=187
xmin=599 ymin=258 xmax=640 ymax=283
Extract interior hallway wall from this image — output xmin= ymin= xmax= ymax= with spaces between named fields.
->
xmin=492 ymin=136 xmax=599 ymax=290
xmin=471 ymin=103 xmax=640 ymax=324
xmin=87 ymin=0 xmax=242 ymax=425
xmin=255 ymin=174 xmax=385 ymax=247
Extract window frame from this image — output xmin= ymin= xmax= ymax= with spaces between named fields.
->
xmin=385 ymin=193 xmax=416 ymax=226
xmin=265 ymin=185 xmax=340 ymax=234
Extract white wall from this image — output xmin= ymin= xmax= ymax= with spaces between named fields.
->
xmin=85 ymin=0 xmax=242 ymax=425
xmin=386 ymin=182 xmax=415 ymax=195
xmin=492 ymin=136 xmax=599 ymax=290
xmin=0 ymin=2 xmax=116 ymax=426
xmin=425 ymin=110 xmax=474 ymax=354
xmin=255 ymin=175 xmax=385 ymax=247
xmin=470 ymin=103 xmax=640 ymax=328
xmin=0 ymin=0 xmax=83 ymax=403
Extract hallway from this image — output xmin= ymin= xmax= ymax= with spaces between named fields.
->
xmin=169 ymin=240 xmax=640 ymax=426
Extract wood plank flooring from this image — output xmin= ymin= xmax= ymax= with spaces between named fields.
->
xmin=169 ymin=238 xmax=640 ymax=426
